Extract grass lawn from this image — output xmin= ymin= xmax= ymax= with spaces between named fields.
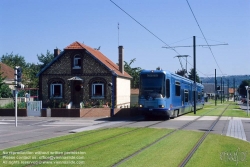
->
xmin=186 ymin=133 xmax=250 ymax=167
xmin=119 ymin=130 xmax=204 ymax=167
xmin=187 ymin=101 xmax=250 ymax=118
xmin=1 ymin=127 xmax=249 ymax=167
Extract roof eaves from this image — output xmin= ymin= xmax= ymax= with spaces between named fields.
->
xmin=36 ymin=50 xmax=65 ymax=77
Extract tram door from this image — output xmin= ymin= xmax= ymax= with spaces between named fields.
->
xmin=184 ymin=89 xmax=191 ymax=113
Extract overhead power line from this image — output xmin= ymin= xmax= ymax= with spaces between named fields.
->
xmin=110 ymin=0 xmax=223 ymax=79
xmin=186 ymin=0 xmax=225 ymax=75
xmin=163 ymin=44 xmax=228 ymax=49
xmin=110 ymin=0 xmax=180 ymax=55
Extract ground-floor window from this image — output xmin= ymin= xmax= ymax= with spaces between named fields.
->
xmin=50 ymin=81 xmax=63 ymax=98
xmin=89 ymin=78 xmax=107 ymax=99
xmin=92 ymin=83 xmax=104 ymax=98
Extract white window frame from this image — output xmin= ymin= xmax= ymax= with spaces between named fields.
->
xmin=92 ymin=83 xmax=104 ymax=98
xmin=50 ymin=83 xmax=63 ymax=98
xmin=73 ymin=55 xmax=81 ymax=69
xmin=184 ymin=89 xmax=189 ymax=102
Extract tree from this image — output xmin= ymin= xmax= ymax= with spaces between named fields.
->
xmin=1 ymin=53 xmax=27 ymax=69
xmin=0 ymin=72 xmax=12 ymax=98
xmin=124 ymin=58 xmax=142 ymax=88
xmin=1 ymin=51 xmax=54 ymax=89
xmin=24 ymin=63 xmax=40 ymax=88
xmin=37 ymin=50 xmax=54 ymax=69
xmin=238 ymin=80 xmax=250 ymax=97
xmin=1 ymin=53 xmax=31 ymax=87
xmin=188 ymin=68 xmax=200 ymax=83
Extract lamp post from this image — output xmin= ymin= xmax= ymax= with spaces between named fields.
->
xmin=245 ymin=86 xmax=249 ymax=116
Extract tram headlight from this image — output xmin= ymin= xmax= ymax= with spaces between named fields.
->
xmin=159 ymin=105 xmax=164 ymax=108
xmin=139 ymin=104 xmax=143 ymax=108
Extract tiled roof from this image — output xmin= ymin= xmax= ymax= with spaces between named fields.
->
xmin=65 ymin=41 xmax=132 ymax=79
xmin=229 ymin=88 xmax=236 ymax=94
xmin=0 ymin=62 xmax=14 ymax=80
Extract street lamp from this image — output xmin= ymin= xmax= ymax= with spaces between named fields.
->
xmin=245 ymin=86 xmax=249 ymax=116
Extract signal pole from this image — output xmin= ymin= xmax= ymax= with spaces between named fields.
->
xmin=14 ymin=66 xmax=22 ymax=127
xmin=221 ymin=77 xmax=223 ymax=104
xmin=193 ymin=36 xmax=196 ymax=114
xmin=215 ymin=69 xmax=217 ymax=106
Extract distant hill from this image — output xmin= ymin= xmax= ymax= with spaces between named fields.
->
xmin=200 ymin=75 xmax=250 ymax=87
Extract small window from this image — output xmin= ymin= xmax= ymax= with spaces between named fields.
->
xmin=184 ymin=90 xmax=189 ymax=102
xmin=198 ymin=92 xmax=201 ymax=100
xmin=175 ymin=81 xmax=181 ymax=96
xmin=92 ymin=83 xmax=104 ymax=98
xmin=73 ymin=55 xmax=81 ymax=69
xmin=50 ymin=82 xmax=63 ymax=98
xmin=166 ymin=79 xmax=170 ymax=98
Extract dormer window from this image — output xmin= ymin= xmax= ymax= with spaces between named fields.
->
xmin=73 ymin=55 xmax=81 ymax=69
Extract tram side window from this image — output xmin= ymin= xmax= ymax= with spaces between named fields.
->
xmin=166 ymin=79 xmax=170 ymax=98
xmin=198 ymin=93 xmax=201 ymax=100
xmin=175 ymin=81 xmax=181 ymax=96
xmin=184 ymin=90 xmax=189 ymax=102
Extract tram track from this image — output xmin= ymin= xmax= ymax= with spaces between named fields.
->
xmin=22 ymin=120 xmax=168 ymax=167
xmin=112 ymin=103 xmax=230 ymax=166
xmin=178 ymin=103 xmax=230 ymax=167
xmin=0 ymin=119 xmax=141 ymax=157
xmin=1 ymin=103 xmax=231 ymax=167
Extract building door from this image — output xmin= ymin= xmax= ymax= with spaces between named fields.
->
xmin=72 ymin=81 xmax=83 ymax=108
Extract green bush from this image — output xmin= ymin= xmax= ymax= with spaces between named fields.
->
xmin=0 ymin=101 xmax=26 ymax=109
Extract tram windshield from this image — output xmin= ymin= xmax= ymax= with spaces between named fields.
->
xmin=139 ymin=73 xmax=165 ymax=99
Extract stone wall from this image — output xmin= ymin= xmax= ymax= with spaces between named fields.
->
xmin=40 ymin=108 xmax=142 ymax=117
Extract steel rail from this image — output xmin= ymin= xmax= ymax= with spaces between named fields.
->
xmin=112 ymin=105 xmax=227 ymax=166
xmin=178 ymin=103 xmax=230 ymax=167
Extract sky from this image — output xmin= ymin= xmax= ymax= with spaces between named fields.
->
xmin=0 ymin=0 xmax=249 ymax=77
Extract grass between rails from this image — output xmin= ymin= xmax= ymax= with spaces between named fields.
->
xmin=118 ymin=130 xmax=204 ymax=167
xmin=186 ymin=134 xmax=250 ymax=167
xmin=187 ymin=101 xmax=250 ymax=118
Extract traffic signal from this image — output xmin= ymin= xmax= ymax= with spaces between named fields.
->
xmin=15 ymin=66 xmax=22 ymax=83
xmin=217 ymin=86 xmax=221 ymax=91
xmin=13 ymin=97 xmax=16 ymax=107
xmin=14 ymin=66 xmax=24 ymax=89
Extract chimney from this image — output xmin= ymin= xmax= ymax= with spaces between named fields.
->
xmin=118 ymin=46 xmax=124 ymax=74
xmin=54 ymin=48 xmax=60 ymax=57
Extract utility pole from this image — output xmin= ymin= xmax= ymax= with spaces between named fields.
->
xmin=233 ymin=78 xmax=236 ymax=102
xmin=162 ymin=37 xmax=227 ymax=113
xmin=193 ymin=36 xmax=196 ymax=114
xmin=215 ymin=69 xmax=217 ymax=106
xmin=228 ymin=79 xmax=229 ymax=101
xmin=221 ymin=77 xmax=222 ymax=104
xmin=223 ymin=80 xmax=224 ymax=103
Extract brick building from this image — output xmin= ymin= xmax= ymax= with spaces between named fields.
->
xmin=37 ymin=41 xmax=132 ymax=108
